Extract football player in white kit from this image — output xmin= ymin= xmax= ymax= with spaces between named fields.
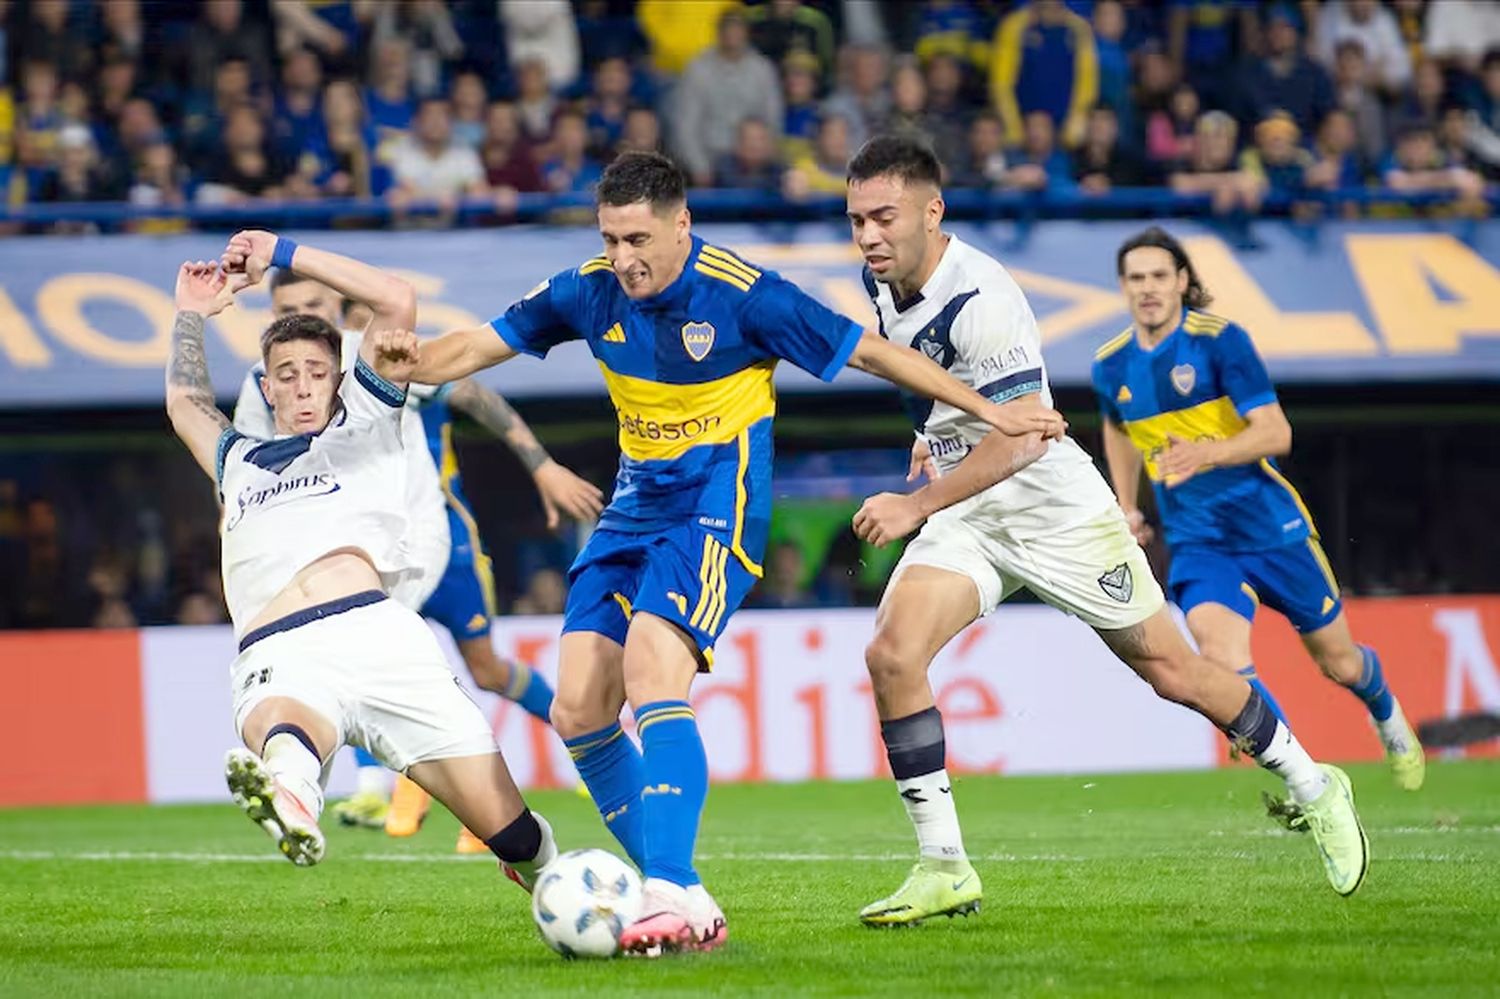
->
xmin=843 ymin=137 xmax=1369 ymax=925
xmin=164 ymin=254 xmax=555 ymax=887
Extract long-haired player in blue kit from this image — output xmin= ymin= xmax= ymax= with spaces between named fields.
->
xmin=411 ymin=151 xmax=1064 ymax=955
xmin=1093 ymin=227 xmax=1426 ymax=810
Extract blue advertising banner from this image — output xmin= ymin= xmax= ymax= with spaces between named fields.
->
xmin=1 ymin=220 xmax=1498 ymax=408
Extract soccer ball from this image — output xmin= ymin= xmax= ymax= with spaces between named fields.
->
xmin=532 ymin=848 xmax=643 ymax=959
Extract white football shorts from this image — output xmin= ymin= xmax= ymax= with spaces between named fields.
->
xmin=890 ymin=498 xmax=1164 ymax=631
xmin=230 ymin=593 xmax=497 ymax=771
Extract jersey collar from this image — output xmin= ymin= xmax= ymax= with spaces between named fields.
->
xmin=633 ymin=236 xmax=701 ymax=312
xmin=894 ymin=233 xmax=959 ymax=313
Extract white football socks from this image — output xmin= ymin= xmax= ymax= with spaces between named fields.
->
xmin=262 ymin=732 xmax=325 ymax=817
xmin=896 ymin=769 xmax=968 ymax=861
xmin=1254 ymin=721 xmax=1330 ymax=804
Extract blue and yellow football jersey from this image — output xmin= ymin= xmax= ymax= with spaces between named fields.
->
xmin=490 ymin=236 xmax=864 ymax=569
xmin=1091 ymin=309 xmax=1316 ymax=552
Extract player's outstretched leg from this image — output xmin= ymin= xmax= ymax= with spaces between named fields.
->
xmin=1302 ymin=618 xmax=1425 ymax=791
xmin=226 ymin=715 xmax=331 ymax=867
xmin=1102 ymin=610 xmax=1369 ymax=896
xmin=333 ymin=745 xmax=391 ymax=829
xmin=859 ymin=567 xmax=985 ymax=927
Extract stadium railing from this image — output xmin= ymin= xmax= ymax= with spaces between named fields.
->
xmin=1 ymin=186 xmax=1493 ymax=231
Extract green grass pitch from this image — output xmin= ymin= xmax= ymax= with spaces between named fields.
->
xmin=2 ymin=760 xmax=1496 ymax=997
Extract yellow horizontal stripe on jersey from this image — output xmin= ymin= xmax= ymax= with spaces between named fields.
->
xmin=1260 ymin=459 xmax=1320 ymax=538
xmin=1122 ymin=396 xmax=1246 ymax=481
xmin=699 ymin=246 xmax=761 ymax=281
xmin=1183 ymin=311 xmax=1228 ymax=336
xmin=1095 ymin=328 xmax=1133 ymax=360
xmin=694 ymin=261 xmax=753 ymax=292
xmin=599 ymin=360 xmax=777 ymax=461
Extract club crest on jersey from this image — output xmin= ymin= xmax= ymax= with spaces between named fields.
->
xmin=1098 ymin=563 xmax=1134 ymax=603
xmin=1170 ymin=364 xmax=1196 ymax=396
xmin=681 ymin=321 xmax=715 ymax=361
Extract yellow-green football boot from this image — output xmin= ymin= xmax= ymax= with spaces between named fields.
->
xmin=860 ymin=858 xmax=982 ymax=927
xmin=1291 ymin=765 xmax=1370 ymax=896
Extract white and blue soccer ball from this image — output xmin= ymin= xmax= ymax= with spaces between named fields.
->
xmin=532 ymin=848 xmax=643 ymax=959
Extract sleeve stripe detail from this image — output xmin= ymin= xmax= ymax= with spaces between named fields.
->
xmin=1095 ymin=328 xmax=1133 ymax=360
xmin=353 ymin=356 xmax=408 ymax=408
xmin=215 ymin=428 xmax=244 ymax=488
xmin=978 ymin=368 xmax=1044 ymax=404
xmin=1183 ymin=311 xmax=1228 ymax=336
xmin=818 ymin=320 xmax=865 ymax=382
xmin=700 ymin=245 xmax=761 ymax=281
xmin=694 ymin=261 xmax=753 ymax=292
xmin=580 ymin=257 xmax=613 ymax=275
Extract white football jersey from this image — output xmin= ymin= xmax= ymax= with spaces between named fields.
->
xmin=233 ymin=330 xmax=450 ymax=609
xmin=868 ymin=235 xmax=1116 ymax=537
xmin=219 ymin=357 xmax=422 ymax=635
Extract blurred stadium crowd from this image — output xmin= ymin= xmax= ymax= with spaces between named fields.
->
xmin=1 ymin=0 xmax=1499 ymax=225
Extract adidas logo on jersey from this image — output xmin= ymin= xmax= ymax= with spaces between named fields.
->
xmin=1097 ymin=563 xmax=1134 ymax=603
xmin=1116 ymin=385 xmax=1132 ymax=404
xmin=601 ymin=322 xmax=626 ymax=344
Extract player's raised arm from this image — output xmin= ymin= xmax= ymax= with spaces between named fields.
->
xmin=165 ymin=262 xmax=240 ymax=480
xmin=221 ymin=229 xmax=416 ymax=335
xmin=361 ymin=328 xmax=421 ymax=389
xmin=416 ymin=267 xmax=584 ymax=384
xmin=446 ymin=379 xmax=604 ymax=527
xmin=410 ymin=324 xmax=517 ymax=384
xmin=847 ymin=330 xmax=1066 ymax=439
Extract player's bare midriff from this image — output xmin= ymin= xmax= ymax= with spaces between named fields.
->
xmin=245 ymin=547 xmax=383 ymax=633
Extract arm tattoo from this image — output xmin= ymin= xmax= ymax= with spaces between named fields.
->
xmin=454 ymin=382 xmax=550 ymax=473
xmin=168 ymin=310 xmax=229 ymax=430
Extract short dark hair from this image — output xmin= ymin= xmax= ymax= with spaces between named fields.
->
xmin=597 ymin=151 xmax=685 ymax=210
xmin=847 ymin=134 xmax=943 ymax=188
xmin=1116 ymin=226 xmax=1212 ymax=309
xmin=260 ymin=313 xmax=341 ymax=366
xmin=269 ymin=267 xmax=309 ymax=293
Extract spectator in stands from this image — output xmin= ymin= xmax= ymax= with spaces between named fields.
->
xmin=94 ymin=54 xmax=140 ymax=144
xmin=35 ymin=123 xmax=119 ymax=208
xmin=912 ymin=0 xmax=989 ymax=72
xmin=514 ymin=57 xmax=558 ymax=146
xmin=575 ymin=0 xmax=647 ymax=67
xmin=98 ymin=0 xmax=144 ymax=64
xmin=513 ymin=567 xmax=567 ymax=616
xmin=105 ymin=97 xmax=167 ymax=187
xmin=714 ymin=117 xmax=784 ymax=191
xmin=1074 ymin=104 xmax=1150 ymax=193
xmin=1437 ymin=106 xmax=1481 ymax=175
xmin=501 ymin=0 xmax=581 ymax=92
xmin=1423 ymin=2 xmax=1500 ymax=77
xmin=750 ymin=541 xmax=817 ymax=610
xmin=674 ymin=7 xmax=783 ymax=187
xmin=21 ymin=0 xmax=92 ymax=82
xmin=1398 ymin=58 xmax=1449 ymax=130
xmin=781 ymin=52 xmax=822 ymax=158
xmin=366 ymin=36 xmax=416 ymax=153
xmin=616 ymin=105 xmax=663 ymax=155
xmin=636 ymin=0 xmax=740 ymax=78
xmin=1462 ymin=51 xmax=1500 ymax=177
xmin=783 ymin=112 xmax=851 ymax=198
xmin=271 ymin=47 xmax=324 ymax=163
xmin=127 ymin=140 xmax=187 ymax=209
xmin=1305 ymin=110 xmax=1367 ymax=192
xmin=301 ymin=79 xmax=373 ymax=197
xmin=747 ymin=0 xmax=836 ymax=86
xmin=371 ymin=0 xmax=462 ymax=99
xmin=1006 ymin=109 xmax=1074 ymax=192
xmin=1240 ymin=111 xmax=1312 ymax=198
xmin=15 ymin=60 xmax=64 ymax=179
xmin=1171 ymin=110 xmax=1262 ymax=214
xmin=481 ymin=100 xmax=544 ymax=196
xmin=541 ymin=108 xmax=602 ymax=194
xmin=1332 ymin=41 xmax=1388 ymax=168
xmin=449 ymin=71 xmax=488 ymax=150
xmin=922 ymin=53 xmax=974 ymax=168
xmin=187 ymin=0 xmax=272 ymax=97
xmin=1146 ymin=82 xmax=1200 ymax=171
xmin=177 ymin=590 xmax=226 ymax=626
xmin=183 ymin=57 xmax=257 ymax=173
xmin=271 ymin=0 xmax=357 ymax=71
xmin=991 ymin=0 xmax=1097 ymax=149
xmin=1383 ymin=122 xmax=1486 ymax=203
xmin=9 ymin=499 xmax=88 ymax=630
xmin=823 ymin=43 xmax=891 ymax=153
xmin=883 ymin=61 xmax=964 ymax=173
xmin=1314 ymin=0 xmax=1411 ymax=97
xmin=198 ymin=104 xmax=297 ymax=204
xmin=1093 ymin=0 xmax=1132 ymax=118
xmin=387 ymin=96 xmax=487 ymax=215
xmin=1169 ymin=0 xmax=1258 ymax=109
xmin=1239 ymin=5 xmax=1334 ymax=137
xmin=583 ymin=56 xmax=633 ymax=160
xmin=950 ymin=109 xmax=1010 ymax=188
